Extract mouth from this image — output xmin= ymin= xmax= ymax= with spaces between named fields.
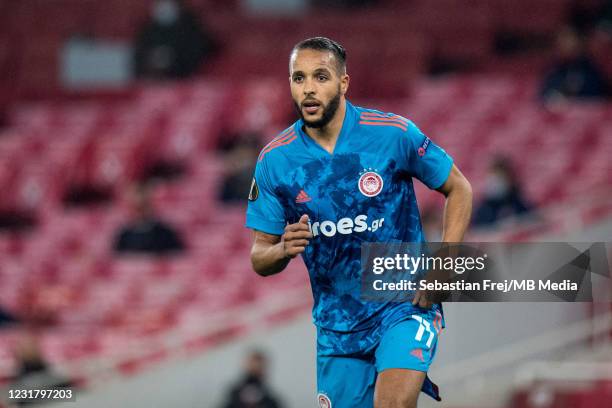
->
xmin=302 ymin=100 xmax=321 ymax=115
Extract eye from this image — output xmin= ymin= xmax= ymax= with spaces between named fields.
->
xmin=317 ymin=74 xmax=328 ymax=81
xmin=293 ymin=75 xmax=304 ymax=83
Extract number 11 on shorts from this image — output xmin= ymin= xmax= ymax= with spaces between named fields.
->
xmin=411 ymin=315 xmax=435 ymax=348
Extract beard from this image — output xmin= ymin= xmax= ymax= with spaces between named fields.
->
xmin=294 ymin=88 xmax=342 ymax=129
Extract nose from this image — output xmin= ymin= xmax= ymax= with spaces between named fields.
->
xmin=303 ymin=76 xmax=315 ymax=96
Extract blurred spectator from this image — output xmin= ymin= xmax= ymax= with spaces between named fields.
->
xmin=133 ymin=0 xmax=216 ymax=79
xmin=598 ymin=0 xmax=612 ymax=33
xmin=540 ymin=27 xmax=610 ymax=102
xmin=569 ymin=0 xmax=612 ymax=36
xmin=218 ymin=132 xmax=261 ymax=204
xmin=220 ymin=349 xmax=283 ymax=408
xmin=13 ymin=331 xmax=51 ymax=381
xmin=113 ymin=183 xmax=185 ymax=255
xmin=473 ymin=157 xmax=532 ymax=226
xmin=11 ymin=330 xmax=73 ymax=406
xmin=0 ymin=307 xmax=18 ymax=328
xmin=0 ymin=210 xmax=37 ymax=232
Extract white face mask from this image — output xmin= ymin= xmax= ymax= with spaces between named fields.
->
xmin=485 ymin=173 xmax=510 ymax=199
xmin=153 ymin=0 xmax=179 ymax=25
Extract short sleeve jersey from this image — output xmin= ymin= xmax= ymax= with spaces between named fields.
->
xmin=246 ymin=101 xmax=453 ymax=332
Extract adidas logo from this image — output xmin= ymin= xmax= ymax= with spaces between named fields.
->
xmin=295 ymin=190 xmax=311 ymax=203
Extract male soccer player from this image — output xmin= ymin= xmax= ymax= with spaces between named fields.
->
xmin=245 ymin=37 xmax=472 ymax=408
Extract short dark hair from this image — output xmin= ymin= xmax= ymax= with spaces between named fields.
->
xmin=290 ymin=37 xmax=347 ymax=74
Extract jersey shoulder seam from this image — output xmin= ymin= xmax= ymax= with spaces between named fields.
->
xmin=257 ymin=124 xmax=299 ymax=162
xmin=357 ymin=108 xmax=411 ymax=132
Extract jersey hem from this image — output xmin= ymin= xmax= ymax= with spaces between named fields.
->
xmin=245 ymin=214 xmax=285 ymax=236
xmin=424 ymin=157 xmax=454 ymax=190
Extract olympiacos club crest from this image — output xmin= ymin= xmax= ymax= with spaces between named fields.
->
xmin=317 ymin=393 xmax=332 ymax=408
xmin=358 ymin=170 xmax=383 ymax=197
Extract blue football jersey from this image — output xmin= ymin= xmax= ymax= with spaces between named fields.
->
xmin=245 ymin=101 xmax=453 ymax=332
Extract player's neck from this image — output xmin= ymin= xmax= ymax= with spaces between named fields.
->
xmin=304 ymin=98 xmax=346 ymax=154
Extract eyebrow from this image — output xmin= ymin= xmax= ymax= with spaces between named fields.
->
xmin=291 ymin=67 xmax=333 ymax=77
xmin=313 ymin=68 xmax=332 ymax=75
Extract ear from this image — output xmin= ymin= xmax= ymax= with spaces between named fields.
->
xmin=340 ymin=74 xmax=350 ymax=96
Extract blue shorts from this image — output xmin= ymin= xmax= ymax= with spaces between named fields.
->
xmin=316 ymin=307 xmax=443 ymax=408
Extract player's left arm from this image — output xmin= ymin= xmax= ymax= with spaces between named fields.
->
xmin=401 ymin=120 xmax=472 ymax=239
xmin=413 ymin=164 xmax=472 ymax=308
xmin=435 ymin=163 xmax=472 ymax=242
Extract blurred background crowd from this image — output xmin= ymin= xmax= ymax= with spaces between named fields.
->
xmin=0 ymin=0 xmax=611 ymax=407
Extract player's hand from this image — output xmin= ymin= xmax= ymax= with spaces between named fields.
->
xmin=282 ymin=214 xmax=312 ymax=259
xmin=412 ymin=289 xmax=433 ymax=309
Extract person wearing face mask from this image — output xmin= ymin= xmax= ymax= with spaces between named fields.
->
xmin=540 ymin=27 xmax=610 ymax=104
xmin=133 ymin=0 xmax=216 ymax=79
xmin=473 ymin=156 xmax=532 ymax=226
xmin=220 ymin=350 xmax=284 ymax=408
xmin=113 ymin=183 xmax=186 ymax=255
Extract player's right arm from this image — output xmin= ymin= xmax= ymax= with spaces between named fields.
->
xmin=246 ymin=149 xmax=312 ymax=276
xmin=250 ymin=215 xmax=312 ymax=276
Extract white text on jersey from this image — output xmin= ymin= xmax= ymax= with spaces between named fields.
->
xmin=308 ymin=215 xmax=385 ymax=238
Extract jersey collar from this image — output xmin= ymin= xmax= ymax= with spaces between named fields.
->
xmin=297 ymin=99 xmax=357 ymax=157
